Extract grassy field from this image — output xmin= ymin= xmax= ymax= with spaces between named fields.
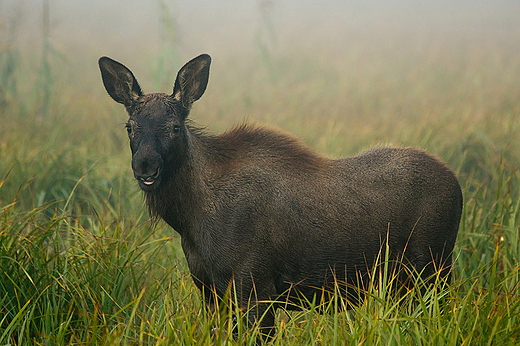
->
xmin=1 ymin=5 xmax=520 ymax=344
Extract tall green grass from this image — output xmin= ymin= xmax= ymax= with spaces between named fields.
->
xmin=1 ymin=171 xmax=519 ymax=345
xmin=1 ymin=7 xmax=520 ymax=344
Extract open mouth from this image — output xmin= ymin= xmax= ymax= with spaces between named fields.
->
xmin=142 ymin=178 xmax=155 ymax=186
xmin=137 ymin=177 xmax=161 ymax=191
xmin=136 ymin=174 xmax=161 ymax=190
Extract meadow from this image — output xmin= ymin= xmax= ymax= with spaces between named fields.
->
xmin=1 ymin=3 xmax=520 ymax=344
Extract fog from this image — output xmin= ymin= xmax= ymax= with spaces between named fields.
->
xmin=1 ymin=0 xmax=519 ymax=105
xmin=3 ymin=1 xmax=519 ymax=58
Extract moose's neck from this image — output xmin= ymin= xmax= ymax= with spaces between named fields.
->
xmin=144 ymin=127 xmax=212 ymax=237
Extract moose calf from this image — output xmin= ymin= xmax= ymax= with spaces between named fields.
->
xmin=99 ymin=54 xmax=462 ymax=337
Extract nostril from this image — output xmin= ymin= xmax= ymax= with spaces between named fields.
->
xmin=151 ymin=167 xmax=161 ymax=179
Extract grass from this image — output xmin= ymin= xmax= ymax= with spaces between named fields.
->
xmin=1 ymin=11 xmax=520 ymax=344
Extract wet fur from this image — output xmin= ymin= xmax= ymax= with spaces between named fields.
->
xmin=99 ymin=54 xmax=463 ymax=337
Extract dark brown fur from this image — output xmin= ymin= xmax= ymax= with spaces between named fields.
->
xmin=99 ymin=54 xmax=463 ymax=338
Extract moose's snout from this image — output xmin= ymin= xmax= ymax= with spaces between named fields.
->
xmin=132 ymin=144 xmax=163 ymax=190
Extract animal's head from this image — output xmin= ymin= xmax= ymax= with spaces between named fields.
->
xmin=99 ymin=54 xmax=211 ymax=191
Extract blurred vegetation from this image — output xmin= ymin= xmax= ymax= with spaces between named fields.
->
xmin=1 ymin=1 xmax=520 ymax=344
xmin=149 ymin=0 xmax=181 ymax=91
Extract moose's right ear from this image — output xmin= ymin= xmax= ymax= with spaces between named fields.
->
xmin=98 ymin=57 xmax=143 ymax=108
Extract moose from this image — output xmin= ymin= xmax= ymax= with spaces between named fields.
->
xmin=99 ymin=54 xmax=463 ymax=337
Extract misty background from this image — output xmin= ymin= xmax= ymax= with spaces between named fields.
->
xmin=2 ymin=0 xmax=519 ymax=95
xmin=1 ymin=0 xmax=520 ymax=161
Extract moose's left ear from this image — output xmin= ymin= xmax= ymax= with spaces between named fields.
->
xmin=98 ymin=56 xmax=143 ymax=108
xmin=172 ymin=54 xmax=211 ymax=109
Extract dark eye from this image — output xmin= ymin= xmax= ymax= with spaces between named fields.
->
xmin=125 ymin=124 xmax=132 ymax=134
xmin=173 ymin=125 xmax=181 ymax=134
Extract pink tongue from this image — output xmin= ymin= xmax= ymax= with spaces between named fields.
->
xmin=143 ymin=180 xmax=154 ymax=185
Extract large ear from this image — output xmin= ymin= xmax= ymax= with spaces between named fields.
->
xmin=172 ymin=54 xmax=211 ymax=109
xmin=98 ymin=57 xmax=143 ymax=108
